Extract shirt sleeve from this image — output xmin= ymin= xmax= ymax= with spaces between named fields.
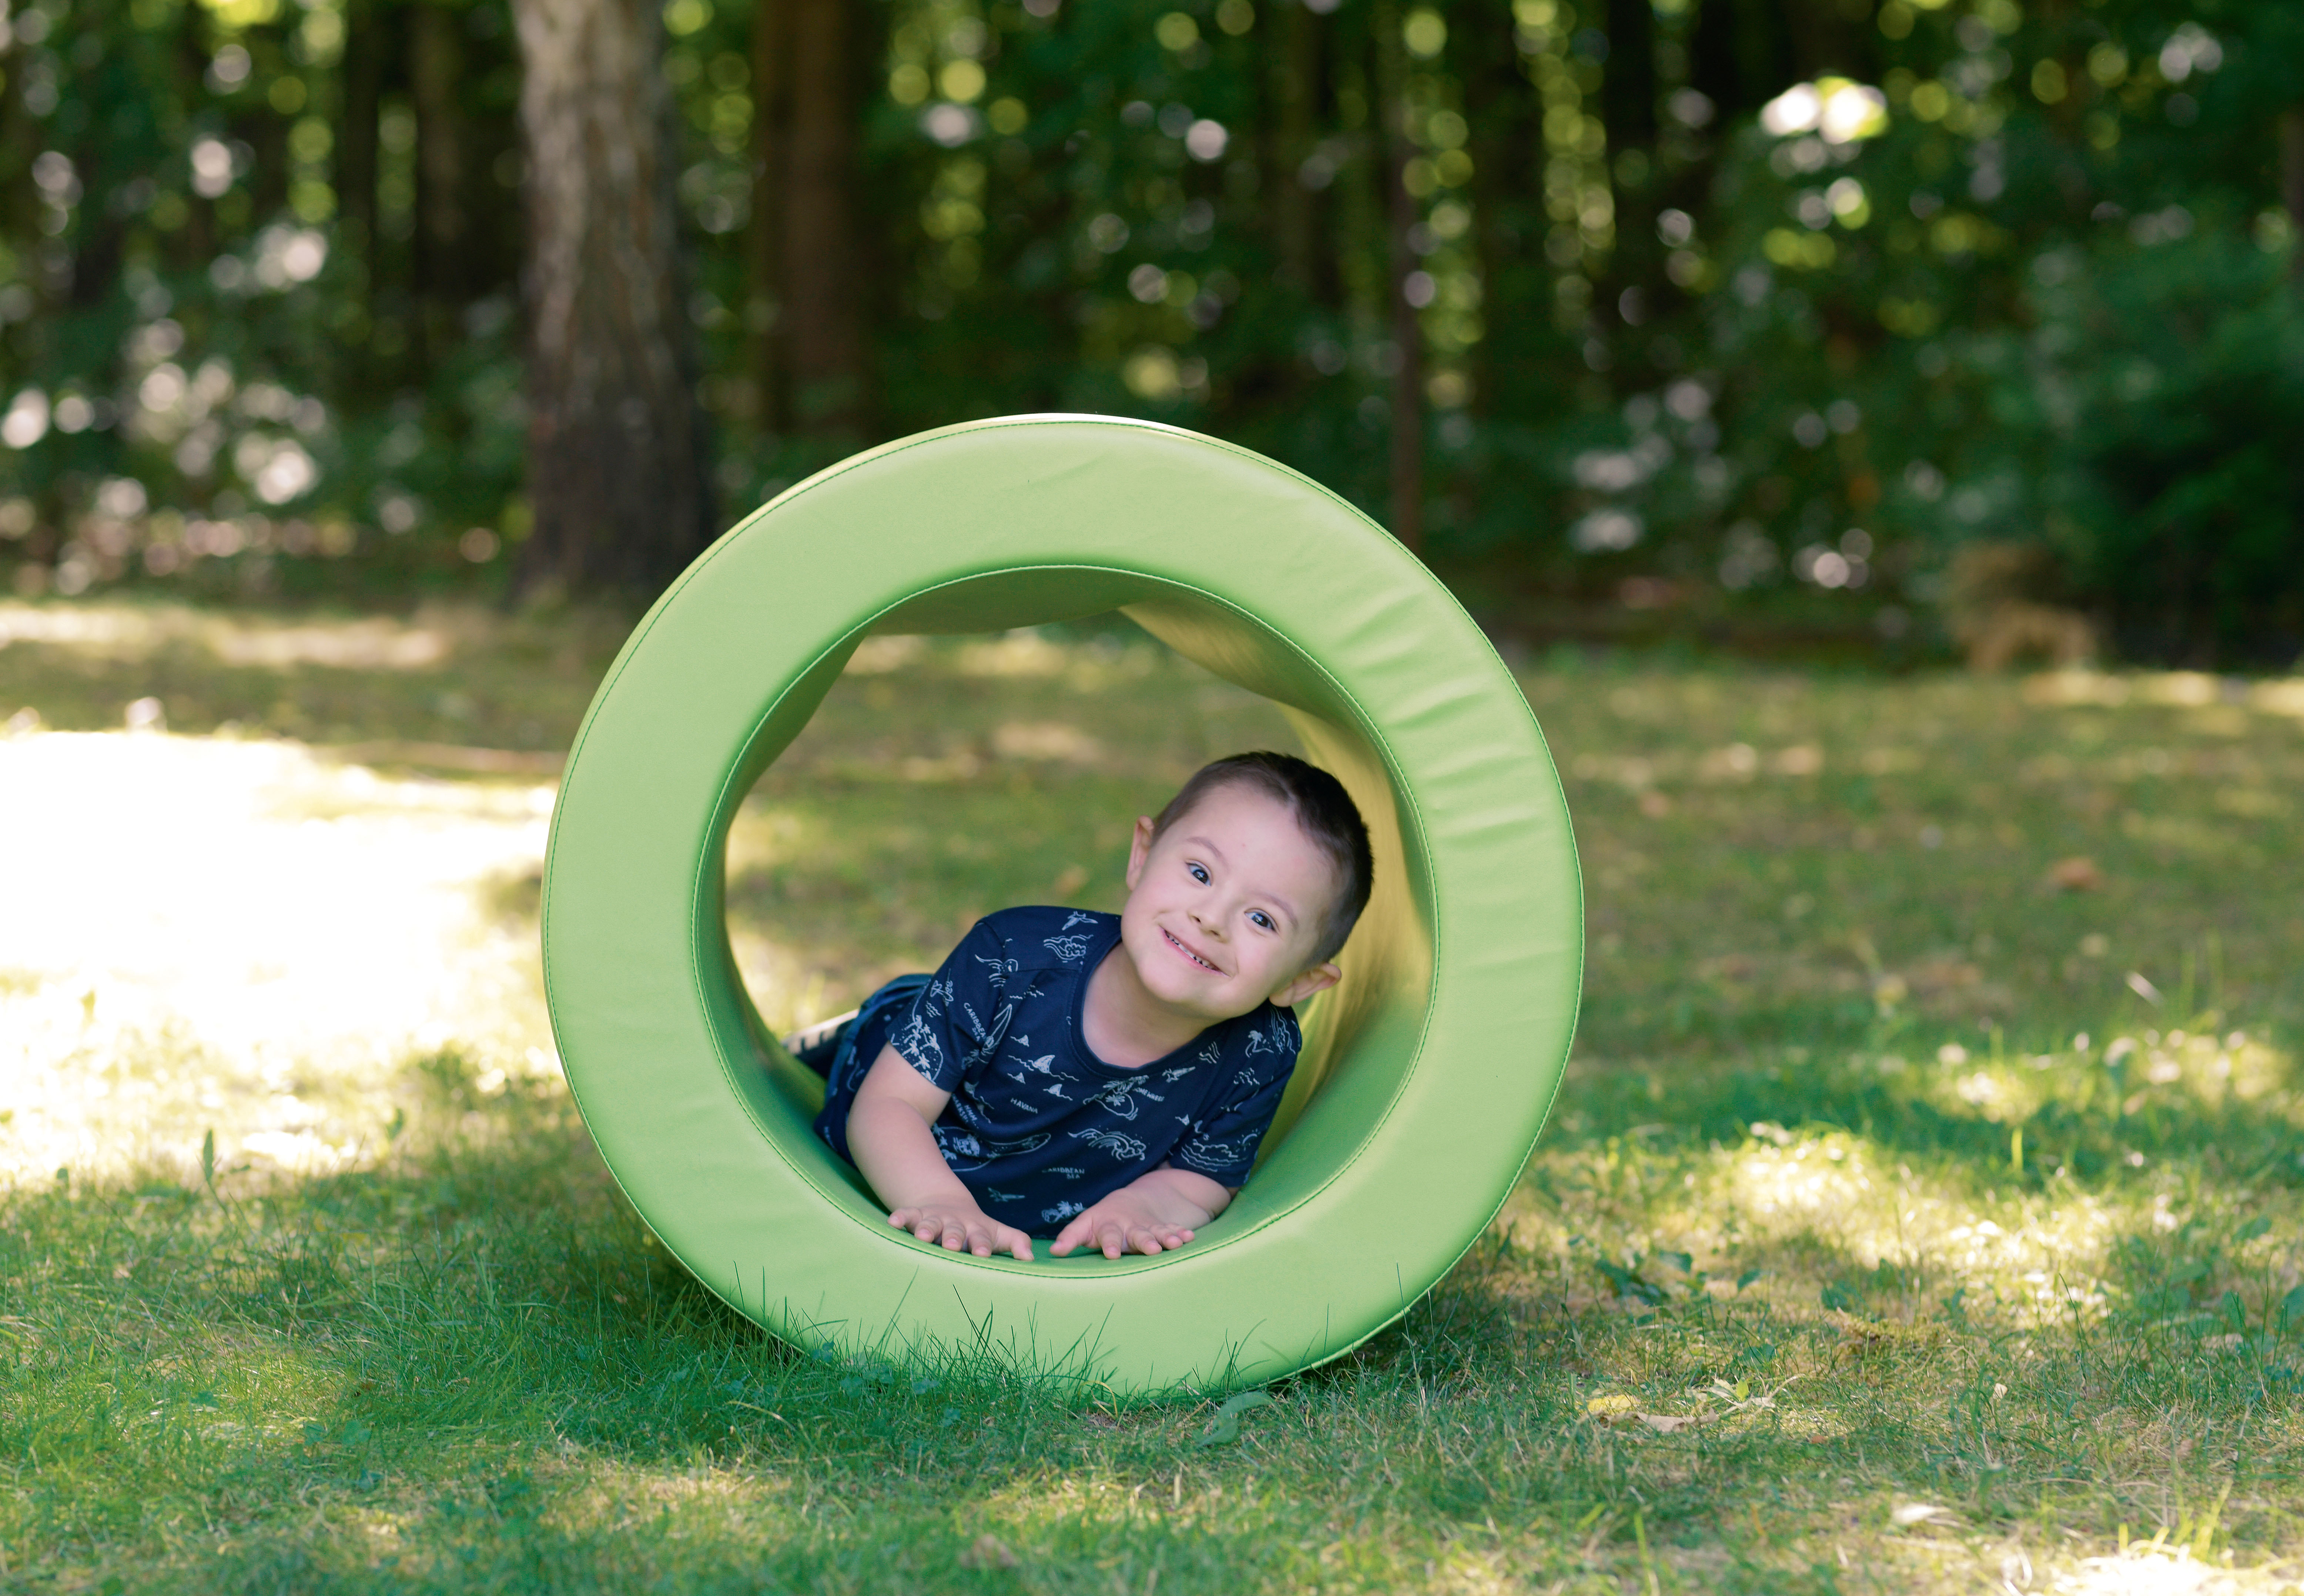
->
xmin=1170 ymin=1008 xmax=1302 ymax=1186
xmin=887 ymin=916 xmax=1019 ymax=1094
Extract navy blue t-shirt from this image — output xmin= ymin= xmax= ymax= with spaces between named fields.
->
xmin=814 ymin=906 xmax=1303 ymax=1236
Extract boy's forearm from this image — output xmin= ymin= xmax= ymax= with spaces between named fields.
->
xmin=847 ymin=1096 xmax=979 ymax=1214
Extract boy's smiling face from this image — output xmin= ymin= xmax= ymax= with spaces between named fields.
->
xmin=1116 ymin=781 xmax=1343 ymax=1024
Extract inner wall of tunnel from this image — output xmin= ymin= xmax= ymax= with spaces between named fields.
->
xmin=725 ymin=615 xmax=1295 ymax=1036
xmin=707 ymin=595 xmax=1441 ymax=1243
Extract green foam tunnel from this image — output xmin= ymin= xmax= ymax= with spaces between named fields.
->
xmin=540 ymin=415 xmax=1581 ymax=1392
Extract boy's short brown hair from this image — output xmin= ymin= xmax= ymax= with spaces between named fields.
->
xmin=1150 ymin=751 xmax=1373 ymax=965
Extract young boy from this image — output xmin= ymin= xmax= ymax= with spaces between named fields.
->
xmin=796 ymin=752 xmax=1372 ymax=1263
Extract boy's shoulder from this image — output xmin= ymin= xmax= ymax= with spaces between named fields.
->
xmin=1232 ymin=1001 xmax=1304 ymax=1069
xmin=964 ymin=906 xmax=1117 ymax=975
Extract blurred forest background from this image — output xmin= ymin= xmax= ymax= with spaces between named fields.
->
xmin=0 ymin=0 xmax=2299 ymax=664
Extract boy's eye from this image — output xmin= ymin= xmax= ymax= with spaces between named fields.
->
xmin=1187 ymin=862 xmax=1209 ymax=884
xmin=1248 ymin=911 xmax=1274 ymax=932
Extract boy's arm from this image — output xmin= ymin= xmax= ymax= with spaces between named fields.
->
xmin=1048 ymin=1164 xmax=1233 ymax=1260
xmin=847 ymin=1045 xmax=1035 ymax=1261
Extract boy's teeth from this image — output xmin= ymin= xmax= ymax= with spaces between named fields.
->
xmin=1168 ymin=929 xmax=1215 ymax=969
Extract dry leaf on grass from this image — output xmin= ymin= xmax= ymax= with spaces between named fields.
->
xmin=1637 ymin=1412 xmax=1715 ymax=1434
xmin=2046 ymin=856 xmax=2104 ymax=892
xmin=959 ymin=1533 xmax=1019 ymax=1570
xmin=1585 ymin=1394 xmax=1716 ymax=1433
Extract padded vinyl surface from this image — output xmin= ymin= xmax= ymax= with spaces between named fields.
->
xmin=540 ymin=415 xmax=1580 ymax=1391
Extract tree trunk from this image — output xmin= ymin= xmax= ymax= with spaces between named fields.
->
xmin=747 ymin=0 xmax=791 ymax=428
xmin=1601 ymin=0 xmax=1656 ymax=156
xmin=412 ymin=0 xmax=469 ymax=355
xmin=1600 ymin=0 xmax=1655 ymax=362
xmin=1270 ymin=0 xmax=1320 ymax=293
xmin=67 ymin=114 xmax=125 ymax=310
xmin=1463 ymin=8 xmax=1539 ymax=423
xmin=777 ymin=0 xmax=864 ymax=432
xmin=1689 ymin=0 xmax=1795 ymax=127
xmin=1374 ymin=0 xmax=1422 ymax=553
xmin=511 ymin=0 xmax=713 ymax=595
xmin=339 ymin=0 xmax=384 ymax=304
xmin=2283 ymin=107 xmax=2304 ymax=286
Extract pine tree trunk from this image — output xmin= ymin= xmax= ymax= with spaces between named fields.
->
xmin=1600 ymin=0 xmax=1656 ymax=339
xmin=510 ymin=0 xmax=713 ymax=594
xmin=412 ymin=1 xmax=469 ymax=358
xmin=339 ymin=0 xmax=383 ymax=312
xmin=747 ymin=0 xmax=791 ymax=428
xmin=1374 ymin=0 xmax=1423 ymax=553
xmin=1270 ymin=0 xmax=1320 ymax=293
xmin=778 ymin=0 xmax=864 ymax=431
xmin=2283 ymin=107 xmax=2304 ymax=286
xmin=1463 ymin=8 xmax=1539 ymax=424
xmin=1688 ymin=0 xmax=1795 ymax=127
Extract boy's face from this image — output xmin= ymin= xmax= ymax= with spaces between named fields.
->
xmin=1119 ymin=782 xmax=1344 ymax=1022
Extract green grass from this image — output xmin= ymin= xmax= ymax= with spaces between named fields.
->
xmin=2 ymin=597 xmax=2301 ymax=1592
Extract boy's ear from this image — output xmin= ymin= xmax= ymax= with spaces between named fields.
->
xmin=1271 ymin=961 xmax=1341 ymax=1009
xmin=1124 ymin=815 xmax=1156 ymax=890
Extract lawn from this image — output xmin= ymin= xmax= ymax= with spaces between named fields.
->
xmin=1 ymin=597 xmax=2300 ymax=1594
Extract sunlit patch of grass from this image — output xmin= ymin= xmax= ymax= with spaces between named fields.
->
xmin=0 ymin=596 xmax=628 ymax=750
xmin=0 ymin=731 xmax=556 ymax=1188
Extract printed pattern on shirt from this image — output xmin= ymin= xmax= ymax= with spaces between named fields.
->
xmin=813 ymin=906 xmax=1304 ymax=1236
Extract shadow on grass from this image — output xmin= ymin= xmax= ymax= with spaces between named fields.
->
xmin=3 ymin=1052 xmax=1504 ymax=1584
xmin=8 ymin=1046 xmax=2299 ymax=1591
xmin=0 ymin=1057 xmax=1812 ymax=1587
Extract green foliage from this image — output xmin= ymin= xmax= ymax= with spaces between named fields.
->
xmin=2036 ymin=233 xmax=2304 ymax=660
xmin=0 ymin=0 xmax=528 ymax=596
xmin=0 ymin=0 xmax=2298 ymax=640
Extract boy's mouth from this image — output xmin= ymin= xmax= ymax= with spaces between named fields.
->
xmin=1162 ymin=927 xmax=1223 ymax=975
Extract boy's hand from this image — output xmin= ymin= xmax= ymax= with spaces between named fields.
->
xmin=888 ymin=1201 xmax=1035 ymax=1262
xmin=1049 ymin=1168 xmax=1230 ymax=1260
xmin=849 ymin=1047 xmax=1032 ymax=1260
xmin=1051 ymin=1201 xmax=1193 ymax=1260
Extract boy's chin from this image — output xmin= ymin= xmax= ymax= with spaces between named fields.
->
xmin=1134 ymin=962 xmax=1238 ymax=1015
xmin=1141 ymin=969 xmax=1222 ymax=1009
xmin=1123 ymin=933 xmax=1258 ymax=1017
xmin=1155 ymin=976 xmax=1265 ymax=1022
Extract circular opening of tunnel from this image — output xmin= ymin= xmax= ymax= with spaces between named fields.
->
xmin=714 ymin=587 xmax=1440 ymax=1269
